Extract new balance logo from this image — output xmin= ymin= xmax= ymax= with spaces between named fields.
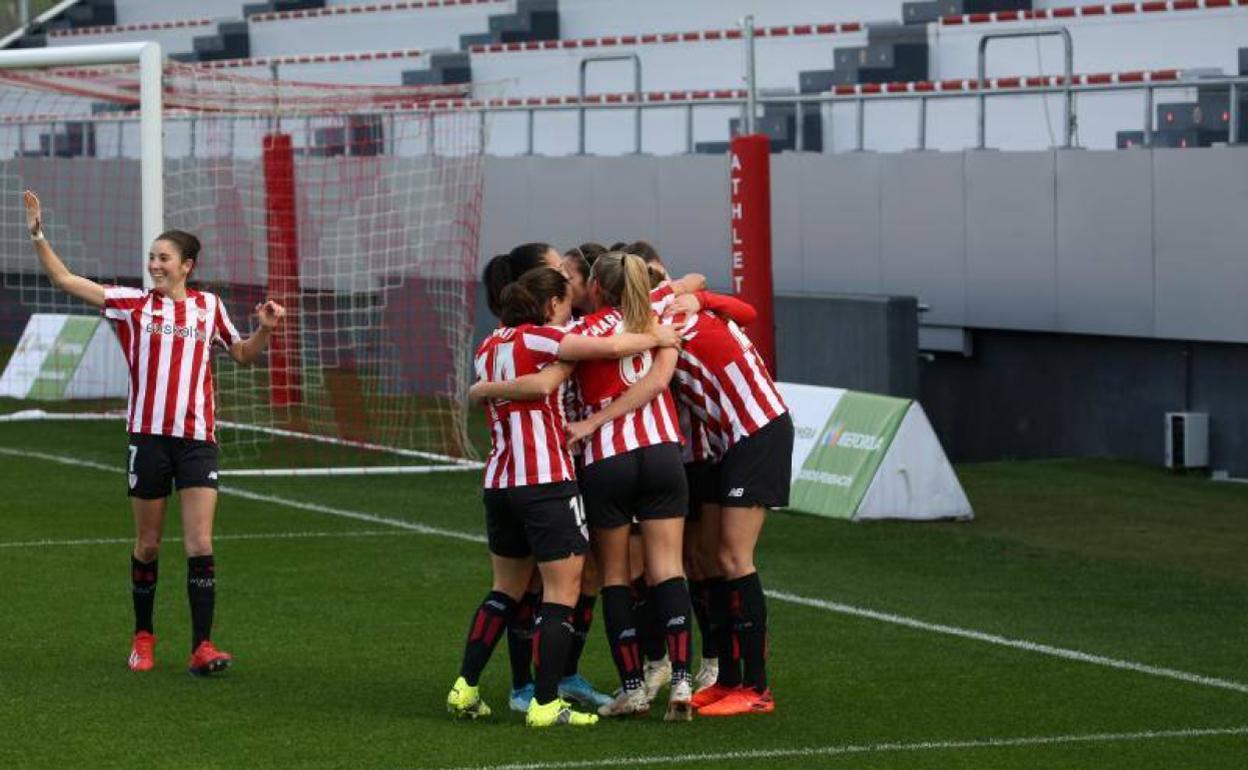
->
xmin=727 ymin=487 xmax=744 ymax=498
xmin=208 ymin=471 xmax=218 ymax=481
xmin=666 ymin=616 xmax=687 ymax=627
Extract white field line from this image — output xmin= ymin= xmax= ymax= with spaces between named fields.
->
xmin=0 ymin=529 xmax=411 ymax=550
xmin=3 ymin=447 xmax=1246 ymax=696
xmin=0 ymin=409 xmax=484 ymax=469
xmin=417 ymin=726 xmax=1248 ymax=770
xmin=769 ymin=590 xmax=1248 ymax=695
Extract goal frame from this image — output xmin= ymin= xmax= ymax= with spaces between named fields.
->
xmin=0 ymin=42 xmax=485 ymax=477
xmin=0 ymin=42 xmax=163 ymax=291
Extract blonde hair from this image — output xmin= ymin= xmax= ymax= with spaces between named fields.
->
xmin=590 ymin=251 xmax=652 ymax=334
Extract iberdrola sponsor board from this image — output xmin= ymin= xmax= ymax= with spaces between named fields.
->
xmin=776 ymin=382 xmax=972 ymax=522
xmin=790 ymin=391 xmax=908 ymax=519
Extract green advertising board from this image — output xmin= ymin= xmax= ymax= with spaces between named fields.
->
xmin=789 ymin=391 xmax=911 ymax=519
xmin=27 ymin=316 xmax=99 ymax=400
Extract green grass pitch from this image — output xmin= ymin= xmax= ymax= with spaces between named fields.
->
xmin=1 ymin=415 xmax=1246 ymax=768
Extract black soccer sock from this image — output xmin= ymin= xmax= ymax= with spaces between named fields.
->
xmin=710 ymin=577 xmax=741 ymax=687
xmin=533 ymin=602 xmax=575 ymax=705
xmin=729 ymin=572 xmax=769 ymax=693
xmin=186 ymin=555 xmax=215 ymax=651
xmin=601 ymin=585 xmax=643 ymax=691
xmin=131 ymin=556 xmax=158 ymax=634
xmin=689 ymin=578 xmax=717 ymax=659
xmin=652 ymin=577 xmax=694 ymax=684
xmin=632 ymin=577 xmax=666 ymax=663
xmin=563 ymin=593 xmax=596 ymax=677
xmin=458 ymin=591 xmax=515 ymax=687
xmin=507 ymin=590 xmax=540 ymax=690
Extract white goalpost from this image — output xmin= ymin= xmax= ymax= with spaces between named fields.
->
xmin=0 ymin=42 xmax=486 ymax=477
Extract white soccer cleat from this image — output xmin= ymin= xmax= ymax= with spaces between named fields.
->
xmin=597 ymin=686 xmax=651 ymax=717
xmin=694 ymin=657 xmax=719 ymax=692
xmin=664 ymin=677 xmax=694 ymax=722
xmin=643 ymin=655 xmax=672 ymax=702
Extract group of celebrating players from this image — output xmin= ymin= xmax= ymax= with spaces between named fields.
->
xmin=449 ymin=240 xmax=794 ymax=727
xmin=23 ymin=187 xmax=794 ymax=725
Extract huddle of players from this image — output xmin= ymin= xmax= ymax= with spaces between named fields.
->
xmin=447 ymin=240 xmax=794 ymax=728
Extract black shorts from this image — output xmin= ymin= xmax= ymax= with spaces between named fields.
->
xmin=719 ymin=413 xmax=794 ymax=508
xmin=127 ymin=433 xmax=219 ymax=500
xmin=483 ymin=481 xmax=589 ymax=562
xmin=685 ymin=460 xmax=721 ymax=522
xmin=579 ymin=443 xmax=688 ymax=530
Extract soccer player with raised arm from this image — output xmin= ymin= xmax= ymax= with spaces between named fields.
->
xmin=23 ymin=190 xmax=285 ymax=676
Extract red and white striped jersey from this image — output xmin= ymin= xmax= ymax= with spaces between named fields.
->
xmin=102 ymin=286 xmax=242 ymax=443
xmin=677 ymin=399 xmax=722 ymax=464
xmin=474 ymin=324 xmax=576 ymax=489
xmin=666 ymin=310 xmax=788 ymax=451
xmin=568 ymin=285 xmax=683 ymax=466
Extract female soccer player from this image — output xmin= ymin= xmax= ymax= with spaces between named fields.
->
xmin=23 ymin=190 xmax=285 ymax=676
xmin=597 ymin=242 xmax=759 ymax=697
xmin=448 ymin=266 xmax=678 ymax=727
xmin=662 ymin=292 xmax=792 ymax=717
xmin=478 ymin=241 xmax=615 ymax=712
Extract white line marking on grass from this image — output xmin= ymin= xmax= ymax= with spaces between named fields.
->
xmin=418 ymin=726 xmax=1248 ymax=770
xmin=4 ymin=447 xmax=1246 ymax=696
xmin=0 ymin=530 xmax=409 ymax=549
xmin=0 ymin=447 xmax=487 ymax=546
xmin=767 ymin=590 xmax=1248 ymax=696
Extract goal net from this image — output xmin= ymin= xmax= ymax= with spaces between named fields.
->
xmin=0 ymin=53 xmax=485 ymax=475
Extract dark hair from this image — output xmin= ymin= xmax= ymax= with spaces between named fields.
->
xmin=155 ymin=230 xmax=201 ymax=263
xmin=608 ymin=241 xmax=628 ymax=252
xmin=563 ymin=250 xmax=590 ymax=283
xmin=578 ymin=242 xmax=607 ymax=266
xmin=482 ymin=242 xmax=553 ymax=317
xmin=499 ymin=267 xmax=569 ymax=327
xmin=625 ymin=240 xmax=661 ymax=266
xmin=590 ymin=251 xmax=652 ymax=334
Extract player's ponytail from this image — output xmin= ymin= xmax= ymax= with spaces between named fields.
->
xmin=590 ymin=251 xmax=652 ymax=334
xmin=500 ymin=267 xmax=568 ymax=327
xmin=481 ymin=242 xmax=554 ymax=318
xmin=619 ymin=253 xmax=652 ymax=334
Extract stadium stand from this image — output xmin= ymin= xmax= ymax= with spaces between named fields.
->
xmin=5 ymin=0 xmax=1248 ymax=153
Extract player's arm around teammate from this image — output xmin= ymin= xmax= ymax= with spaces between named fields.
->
xmin=24 ymin=190 xmax=285 ymax=677
xmin=452 ymin=267 xmax=622 ymax=728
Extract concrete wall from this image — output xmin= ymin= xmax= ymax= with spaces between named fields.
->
xmin=479 ymin=149 xmax=1248 ymax=344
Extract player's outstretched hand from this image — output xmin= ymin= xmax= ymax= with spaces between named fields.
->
xmin=256 ymin=300 xmax=286 ymax=329
xmin=23 ymin=190 xmax=42 ymax=236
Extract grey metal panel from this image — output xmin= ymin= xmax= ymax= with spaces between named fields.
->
xmin=775 ymin=293 xmax=918 ymax=397
xmin=1055 ymin=149 xmax=1155 ymax=337
xmin=479 ymin=157 xmax=532 ymax=268
xmin=964 ymin=151 xmax=1057 ymax=330
xmin=798 ymin=153 xmax=882 ymax=295
xmin=588 ymin=156 xmax=660 ymax=252
xmin=769 ymin=153 xmax=805 ymax=294
xmin=655 ymin=155 xmax=731 ymax=288
xmin=520 ymin=157 xmax=596 ymax=256
xmin=1153 ymin=148 xmax=1248 ymax=343
xmin=879 ymin=151 xmax=966 ymax=326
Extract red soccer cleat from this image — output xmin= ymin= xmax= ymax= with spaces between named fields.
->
xmin=128 ymin=631 xmax=155 ymax=672
xmin=689 ymin=683 xmax=738 ymax=711
xmin=696 ymin=687 xmax=774 ymax=717
xmin=187 ymin=640 xmax=232 ymax=677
